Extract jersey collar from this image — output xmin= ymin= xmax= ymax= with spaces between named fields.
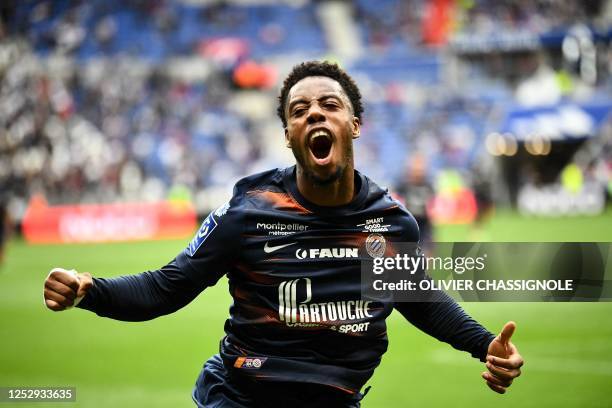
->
xmin=282 ymin=166 xmax=369 ymax=215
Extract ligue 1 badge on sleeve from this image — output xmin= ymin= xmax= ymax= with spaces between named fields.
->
xmin=187 ymin=212 xmax=218 ymax=257
xmin=365 ymin=233 xmax=386 ymax=258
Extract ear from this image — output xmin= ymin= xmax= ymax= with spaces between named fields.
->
xmin=284 ymin=128 xmax=291 ymax=148
xmin=351 ymin=117 xmax=361 ymax=140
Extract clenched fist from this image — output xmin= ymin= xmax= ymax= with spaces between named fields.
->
xmin=43 ymin=268 xmax=93 ymax=311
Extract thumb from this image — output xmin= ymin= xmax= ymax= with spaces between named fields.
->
xmin=76 ymin=272 xmax=93 ymax=299
xmin=499 ymin=321 xmax=516 ymax=345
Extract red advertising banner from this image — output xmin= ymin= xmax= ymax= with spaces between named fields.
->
xmin=22 ymin=196 xmax=197 ymax=244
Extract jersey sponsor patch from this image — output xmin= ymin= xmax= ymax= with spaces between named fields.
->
xmin=357 ymin=217 xmax=390 ymax=232
xmin=187 ymin=212 xmax=218 ymax=257
xmin=234 ymin=356 xmax=267 ymax=369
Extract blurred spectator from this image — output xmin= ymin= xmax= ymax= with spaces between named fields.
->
xmin=471 ymin=160 xmax=494 ymax=231
xmin=0 ymin=198 xmax=10 ymax=265
xmin=396 ymin=154 xmax=435 ymax=249
xmin=0 ymin=0 xmax=609 ymax=228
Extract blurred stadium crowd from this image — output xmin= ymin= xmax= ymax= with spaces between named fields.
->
xmin=0 ymin=0 xmax=611 ymax=229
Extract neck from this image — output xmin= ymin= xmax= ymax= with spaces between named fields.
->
xmin=296 ymin=164 xmax=356 ymax=207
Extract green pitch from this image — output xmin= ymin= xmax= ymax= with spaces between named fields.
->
xmin=1 ymin=210 xmax=611 ymax=407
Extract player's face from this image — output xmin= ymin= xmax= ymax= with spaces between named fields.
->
xmin=285 ymin=76 xmax=360 ymax=185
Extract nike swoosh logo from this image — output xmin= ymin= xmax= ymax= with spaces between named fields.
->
xmin=264 ymin=241 xmax=297 ymax=254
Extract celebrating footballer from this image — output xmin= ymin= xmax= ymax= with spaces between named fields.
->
xmin=44 ymin=61 xmax=524 ymax=407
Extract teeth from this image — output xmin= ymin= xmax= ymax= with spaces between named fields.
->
xmin=311 ymin=130 xmax=331 ymax=140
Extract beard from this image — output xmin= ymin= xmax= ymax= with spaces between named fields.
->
xmin=304 ymin=165 xmax=345 ymax=185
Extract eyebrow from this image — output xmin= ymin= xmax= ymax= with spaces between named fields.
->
xmin=288 ymin=94 xmax=344 ymax=112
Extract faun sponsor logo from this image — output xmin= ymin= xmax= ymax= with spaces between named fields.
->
xmin=295 ymin=248 xmax=359 ymax=259
xmin=278 ymin=278 xmax=373 ymax=329
xmin=357 ymin=217 xmax=390 ymax=233
xmin=256 ymin=222 xmax=309 ymax=236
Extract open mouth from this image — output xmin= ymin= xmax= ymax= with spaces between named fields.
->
xmin=308 ymin=130 xmax=333 ymax=161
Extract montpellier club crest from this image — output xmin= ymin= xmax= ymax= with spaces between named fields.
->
xmin=365 ymin=233 xmax=386 ymax=258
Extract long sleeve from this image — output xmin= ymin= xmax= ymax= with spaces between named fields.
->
xmin=76 ymin=196 xmax=243 ymax=322
xmin=394 ymin=208 xmax=495 ymax=361
xmin=394 ymin=289 xmax=495 ymax=361
xmin=76 ymin=259 xmax=207 ymax=321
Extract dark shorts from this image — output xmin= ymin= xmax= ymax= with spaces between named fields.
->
xmin=192 ymin=355 xmax=366 ymax=408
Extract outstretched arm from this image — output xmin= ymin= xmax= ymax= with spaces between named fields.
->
xmin=394 ymin=290 xmax=495 ymax=361
xmin=394 ymin=295 xmax=524 ymax=394
xmin=394 ymin=211 xmax=523 ymax=393
xmin=44 ymin=198 xmax=242 ymax=322
xmin=77 ymin=259 xmax=208 ymax=321
xmin=44 ymin=259 xmax=214 ymax=321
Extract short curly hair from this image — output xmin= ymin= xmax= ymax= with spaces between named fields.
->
xmin=277 ymin=61 xmax=363 ymax=129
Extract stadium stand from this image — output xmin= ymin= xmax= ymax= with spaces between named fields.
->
xmin=0 ymin=0 xmax=610 ymax=224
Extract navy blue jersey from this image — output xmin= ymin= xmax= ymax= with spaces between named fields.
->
xmin=78 ymin=166 xmax=495 ymax=394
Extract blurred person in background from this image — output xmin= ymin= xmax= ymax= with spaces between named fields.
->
xmin=0 ymin=198 xmax=11 ymax=266
xmin=43 ymin=61 xmax=523 ymax=407
xmin=395 ymin=153 xmax=434 ymax=253
xmin=471 ymin=160 xmax=495 ymax=238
